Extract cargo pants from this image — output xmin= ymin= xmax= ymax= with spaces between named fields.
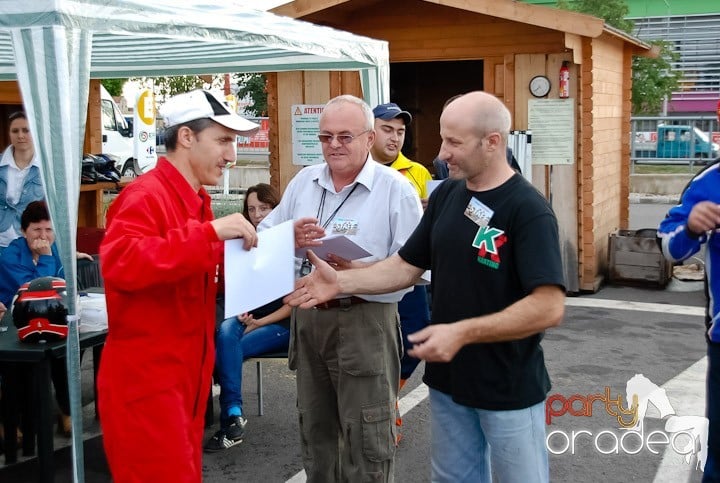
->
xmin=292 ymin=302 xmax=400 ymax=483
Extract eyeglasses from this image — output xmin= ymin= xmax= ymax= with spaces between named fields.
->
xmin=317 ymin=129 xmax=370 ymax=145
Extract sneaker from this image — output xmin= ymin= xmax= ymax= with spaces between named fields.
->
xmin=203 ymin=416 xmax=247 ymax=453
xmin=225 ymin=415 xmax=247 ymax=441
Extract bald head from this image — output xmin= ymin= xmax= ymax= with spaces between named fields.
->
xmin=438 ymin=91 xmax=515 ymax=189
xmin=443 ymin=91 xmax=511 ymax=143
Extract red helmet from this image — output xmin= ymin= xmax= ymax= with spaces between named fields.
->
xmin=12 ymin=277 xmax=69 ymax=342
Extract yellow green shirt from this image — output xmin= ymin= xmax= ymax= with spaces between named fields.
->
xmin=388 ymin=152 xmax=433 ymax=199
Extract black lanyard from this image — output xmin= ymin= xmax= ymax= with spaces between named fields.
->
xmin=316 ymin=183 xmax=359 ymax=230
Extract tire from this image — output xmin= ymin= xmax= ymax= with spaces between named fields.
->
xmin=121 ymin=158 xmax=141 ymax=178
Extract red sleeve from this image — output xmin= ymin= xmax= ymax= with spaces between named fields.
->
xmin=100 ymin=188 xmax=221 ymax=291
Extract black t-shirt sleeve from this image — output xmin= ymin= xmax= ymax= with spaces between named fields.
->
xmin=510 ymin=192 xmax=566 ymax=293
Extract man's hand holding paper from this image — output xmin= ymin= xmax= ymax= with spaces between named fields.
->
xmin=294 ymin=233 xmax=372 ymax=262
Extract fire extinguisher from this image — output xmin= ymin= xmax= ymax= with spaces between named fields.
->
xmin=559 ymin=61 xmax=570 ymax=99
xmin=716 ymin=98 xmax=720 ymax=124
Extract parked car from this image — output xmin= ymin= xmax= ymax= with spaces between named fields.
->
xmin=634 ymin=125 xmax=719 ymax=160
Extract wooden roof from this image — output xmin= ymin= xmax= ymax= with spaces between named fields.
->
xmin=272 ymin=0 xmax=651 ymax=51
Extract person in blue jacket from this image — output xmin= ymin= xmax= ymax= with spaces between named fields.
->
xmin=0 ymin=200 xmax=74 ymax=435
xmin=658 ymin=159 xmax=720 ymax=482
xmin=0 ymin=200 xmax=64 ymax=307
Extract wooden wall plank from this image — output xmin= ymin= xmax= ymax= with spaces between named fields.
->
xmin=266 ymin=72 xmax=280 ymax=194
xmin=483 ymin=57 xmax=502 ymax=97
xmin=314 ymin=2 xmax=566 ymax=63
xmin=513 ymin=53 xmax=546 ymax=130
xmin=564 ymin=33 xmax=583 ymax=65
xmin=546 ymin=52 xmax=579 ymax=292
xmin=304 ymin=71 xmax=331 ymax=103
xmin=276 ymin=71 xmax=305 ymax=193
xmin=619 ymin=47 xmax=633 ymax=230
xmin=578 ymin=36 xmax=595 ymax=291
xmin=390 ymin=42 xmax=565 ymax=62
xmin=85 ymin=80 xmax=102 ymax=155
xmin=503 ymin=54 xmax=515 ymax=114
xmin=584 ymin=35 xmax=625 ymax=289
xmin=0 ymin=81 xmax=22 ymax=104
xmin=514 ymin=53 xmax=546 ymax=194
xmin=340 ymin=71 xmax=363 ymax=98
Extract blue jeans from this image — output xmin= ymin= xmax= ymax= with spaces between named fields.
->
xmin=215 ymin=316 xmax=289 ymax=427
xmin=398 ymin=285 xmax=430 ymax=380
xmin=704 ymin=342 xmax=720 ymax=482
xmin=429 ymin=388 xmax=548 ymax=483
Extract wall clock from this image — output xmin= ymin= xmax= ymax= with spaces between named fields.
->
xmin=529 ymin=75 xmax=551 ymax=98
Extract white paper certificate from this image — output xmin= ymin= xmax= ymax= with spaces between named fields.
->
xmin=224 ymin=220 xmax=294 ymax=318
xmin=294 ymin=234 xmax=372 ymax=261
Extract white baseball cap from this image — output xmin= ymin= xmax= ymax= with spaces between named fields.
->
xmin=159 ymin=90 xmax=259 ymax=136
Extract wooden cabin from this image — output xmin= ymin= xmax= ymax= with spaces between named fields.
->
xmin=268 ymin=0 xmax=653 ymax=292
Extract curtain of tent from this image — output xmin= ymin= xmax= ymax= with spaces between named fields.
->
xmin=360 ymin=64 xmax=390 ymax=108
xmin=11 ymin=25 xmax=91 ymax=483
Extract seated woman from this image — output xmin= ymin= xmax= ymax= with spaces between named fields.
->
xmin=0 ymin=200 xmax=88 ymax=436
xmin=204 ymin=184 xmax=291 ymax=453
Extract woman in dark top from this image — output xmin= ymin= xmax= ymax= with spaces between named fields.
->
xmin=205 ymin=183 xmax=291 ymax=452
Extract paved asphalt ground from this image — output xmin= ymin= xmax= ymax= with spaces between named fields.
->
xmin=4 ymin=201 xmax=714 ymax=482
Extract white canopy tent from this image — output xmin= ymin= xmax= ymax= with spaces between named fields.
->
xmin=0 ymin=1 xmax=388 ymax=480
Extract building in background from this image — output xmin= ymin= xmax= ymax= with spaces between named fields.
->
xmin=524 ymin=0 xmax=720 ymax=116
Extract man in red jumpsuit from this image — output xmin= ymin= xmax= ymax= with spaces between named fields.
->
xmin=98 ymin=90 xmax=259 ymax=482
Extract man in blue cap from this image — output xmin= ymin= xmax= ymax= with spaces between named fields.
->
xmin=371 ymin=102 xmax=432 ymax=441
xmin=371 ymin=103 xmax=433 ymax=208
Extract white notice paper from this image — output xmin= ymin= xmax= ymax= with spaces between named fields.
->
xmin=224 ymin=220 xmax=294 ymax=318
xmin=295 ymin=234 xmax=372 ymax=261
xmin=527 ymin=99 xmax=575 ymax=165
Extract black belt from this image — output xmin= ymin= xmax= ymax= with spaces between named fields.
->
xmin=314 ymin=296 xmax=368 ymax=310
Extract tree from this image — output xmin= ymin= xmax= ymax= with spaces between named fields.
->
xmin=101 ymin=78 xmax=127 ymax=97
xmin=130 ymin=73 xmax=268 ymax=115
xmin=235 ymin=73 xmax=267 ymax=116
xmin=143 ymin=75 xmax=209 ymax=101
xmin=556 ymin=0 xmax=634 ymax=33
xmin=556 ymin=0 xmax=680 ymax=115
xmin=631 ymin=41 xmax=681 ymax=115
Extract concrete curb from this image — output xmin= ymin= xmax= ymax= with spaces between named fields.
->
xmin=630 ymin=173 xmax=694 ymax=197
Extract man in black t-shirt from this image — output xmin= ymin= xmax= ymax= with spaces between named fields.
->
xmin=286 ymin=91 xmax=565 ymax=483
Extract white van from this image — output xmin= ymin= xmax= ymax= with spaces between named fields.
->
xmin=100 ymin=85 xmax=141 ymax=177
